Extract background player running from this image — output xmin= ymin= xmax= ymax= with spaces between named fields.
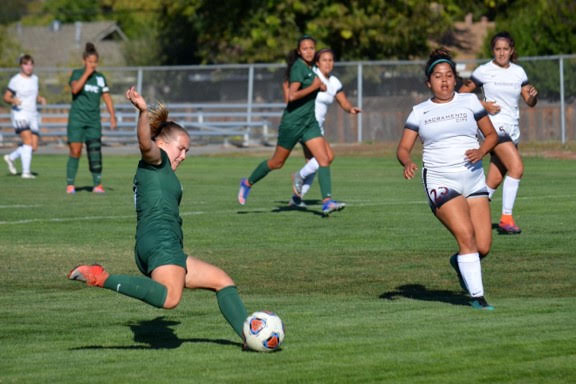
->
xmin=68 ymin=87 xmax=248 ymax=342
xmin=3 ymin=54 xmax=46 ymax=179
xmin=288 ymin=48 xmax=361 ymax=207
xmin=66 ymin=42 xmax=117 ymax=194
xmin=237 ymin=36 xmax=345 ymax=216
xmin=396 ymin=49 xmax=498 ymax=309
xmin=459 ymin=31 xmax=538 ymax=234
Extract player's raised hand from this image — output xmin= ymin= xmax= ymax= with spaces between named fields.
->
xmin=125 ymin=87 xmax=147 ymax=112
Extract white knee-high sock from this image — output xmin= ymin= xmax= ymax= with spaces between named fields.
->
xmin=458 ymin=252 xmax=484 ymax=298
xmin=502 ymin=176 xmax=520 ymax=215
xmin=9 ymin=146 xmax=22 ymax=161
xmin=486 ymin=186 xmax=496 ymax=200
xmin=301 ymin=173 xmax=316 ymax=197
xmin=299 ymin=157 xmax=320 ymax=179
xmin=20 ymin=145 xmax=33 ymax=174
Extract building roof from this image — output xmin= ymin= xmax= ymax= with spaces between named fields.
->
xmin=9 ymin=21 xmax=127 ymax=67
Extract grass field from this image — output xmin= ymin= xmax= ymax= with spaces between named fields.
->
xmin=0 ymin=146 xmax=575 ymax=383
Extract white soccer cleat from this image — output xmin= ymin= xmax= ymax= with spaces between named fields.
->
xmin=21 ymin=172 xmax=36 ymax=179
xmin=4 ymin=155 xmax=17 ymax=175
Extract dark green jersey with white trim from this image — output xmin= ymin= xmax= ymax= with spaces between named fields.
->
xmin=68 ymin=69 xmax=109 ymax=124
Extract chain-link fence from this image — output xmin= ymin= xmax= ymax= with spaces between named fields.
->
xmin=1 ymin=55 xmax=574 ymax=146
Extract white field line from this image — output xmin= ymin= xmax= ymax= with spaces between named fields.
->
xmin=0 ymin=204 xmax=42 ymax=209
xmin=0 ymin=194 xmax=572 ymax=225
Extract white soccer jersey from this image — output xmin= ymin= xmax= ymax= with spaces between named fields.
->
xmin=404 ymin=92 xmax=488 ymax=172
xmin=313 ymin=67 xmax=343 ymax=128
xmin=7 ymin=74 xmax=39 ymax=119
xmin=471 ymin=61 xmax=528 ymax=126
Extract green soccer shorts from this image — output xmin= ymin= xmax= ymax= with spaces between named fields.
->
xmin=67 ymin=120 xmax=102 ymax=143
xmin=134 ymin=231 xmax=188 ymax=276
xmin=277 ymin=117 xmax=323 ymax=150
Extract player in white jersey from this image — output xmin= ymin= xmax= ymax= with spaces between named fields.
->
xmin=3 ymin=55 xmax=46 ymax=179
xmin=288 ymin=49 xmax=360 ymax=207
xmin=460 ymin=32 xmax=538 ymax=234
xmin=397 ymin=49 xmax=498 ymax=310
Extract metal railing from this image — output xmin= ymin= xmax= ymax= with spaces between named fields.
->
xmin=1 ymin=54 xmax=574 ymax=146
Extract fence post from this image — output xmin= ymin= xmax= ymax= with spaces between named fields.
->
xmin=136 ymin=67 xmax=143 ymax=93
xmin=357 ymin=62 xmax=363 ymax=143
xmin=246 ymin=64 xmax=254 ymax=146
xmin=559 ymin=56 xmax=566 ymax=144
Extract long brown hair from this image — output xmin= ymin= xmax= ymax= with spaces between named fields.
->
xmin=284 ymin=35 xmax=316 ymax=81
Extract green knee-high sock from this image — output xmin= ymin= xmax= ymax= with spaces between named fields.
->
xmin=92 ymin=172 xmax=102 ymax=186
xmin=66 ymin=157 xmax=79 ymax=185
xmin=216 ymin=286 xmax=248 ymax=338
xmin=103 ymin=275 xmax=167 ymax=308
xmin=318 ymin=166 xmax=332 ymax=199
xmin=248 ymin=160 xmax=271 ymax=185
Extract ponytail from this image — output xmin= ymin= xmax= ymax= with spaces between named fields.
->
xmin=148 ymin=104 xmax=188 ymax=141
xmin=83 ymin=42 xmax=99 ymax=59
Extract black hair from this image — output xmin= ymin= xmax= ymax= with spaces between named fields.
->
xmin=19 ymin=54 xmax=34 ymax=65
xmin=284 ymin=35 xmax=317 ymax=81
xmin=314 ymin=48 xmax=334 ymax=63
xmin=424 ymin=48 xmax=457 ymax=79
xmin=490 ymin=31 xmax=517 ymax=62
xmin=83 ymin=42 xmax=99 ymax=60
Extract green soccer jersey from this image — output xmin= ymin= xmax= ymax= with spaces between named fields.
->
xmin=133 ymin=150 xmax=183 ymax=241
xmin=68 ymin=69 xmax=109 ymax=124
xmin=283 ymin=58 xmax=319 ymax=125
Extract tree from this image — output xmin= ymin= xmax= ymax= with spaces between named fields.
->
xmin=481 ymin=0 xmax=576 ymax=100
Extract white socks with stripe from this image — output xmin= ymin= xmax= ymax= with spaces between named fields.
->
xmin=458 ymin=252 xmax=484 ymax=298
xmin=502 ymin=176 xmax=520 ymax=215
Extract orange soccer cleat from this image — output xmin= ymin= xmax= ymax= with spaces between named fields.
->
xmin=67 ymin=264 xmax=109 ymax=287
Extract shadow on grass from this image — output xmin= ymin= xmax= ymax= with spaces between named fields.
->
xmin=379 ymin=284 xmax=470 ymax=306
xmin=237 ymin=199 xmax=326 ymax=217
xmin=271 ymin=204 xmax=325 ymax=217
xmin=70 ymin=316 xmax=242 ymax=350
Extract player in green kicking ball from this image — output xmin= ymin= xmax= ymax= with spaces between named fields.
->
xmin=68 ymin=87 xmax=248 ymax=340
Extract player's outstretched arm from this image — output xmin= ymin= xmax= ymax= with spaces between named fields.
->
xmin=125 ymin=87 xmax=161 ymax=165
xmin=335 ymin=91 xmax=361 ymax=114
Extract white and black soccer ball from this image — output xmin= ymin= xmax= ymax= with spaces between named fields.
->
xmin=243 ymin=311 xmax=285 ymax=352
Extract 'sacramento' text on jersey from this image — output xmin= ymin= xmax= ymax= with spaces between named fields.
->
xmin=404 ymin=92 xmax=488 ymax=172
xmin=470 ymin=61 xmax=528 ymax=126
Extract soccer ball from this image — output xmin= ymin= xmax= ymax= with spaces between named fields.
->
xmin=243 ymin=311 xmax=285 ymax=352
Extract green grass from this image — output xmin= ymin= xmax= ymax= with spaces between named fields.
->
xmin=0 ymin=150 xmax=575 ymax=383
